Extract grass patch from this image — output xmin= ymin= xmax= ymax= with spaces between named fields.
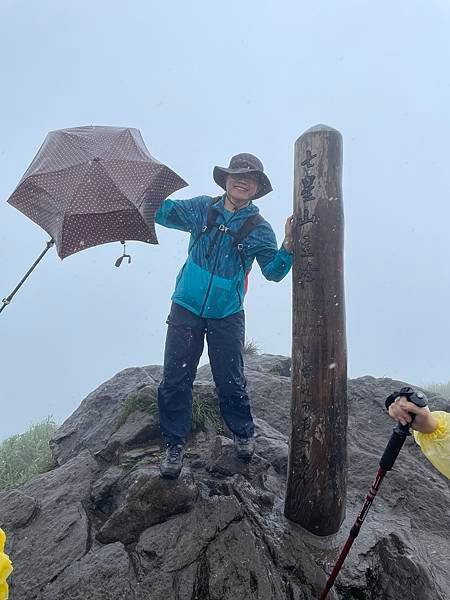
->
xmin=192 ymin=394 xmax=224 ymax=434
xmin=0 ymin=417 xmax=57 ymax=491
xmin=243 ymin=340 xmax=260 ymax=356
xmin=117 ymin=387 xmax=158 ymax=428
xmin=118 ymin=386 xmax=223 ymax=434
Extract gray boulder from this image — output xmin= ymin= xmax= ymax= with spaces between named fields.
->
xmin=0 ymin=450 xmax=98 ymax=600
xmin=50 ymin=366 xmax=160 ymax=465
xmin=1 ymin=355 xmax=448 ymax=600
xmin=97 ymin=466 xmax=198 ymax=545
xmin=41 ymin=542 xmax=133 ymax=600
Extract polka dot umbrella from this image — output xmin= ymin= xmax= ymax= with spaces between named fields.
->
xmin=1 ymin=125 xmax=187 ymax=313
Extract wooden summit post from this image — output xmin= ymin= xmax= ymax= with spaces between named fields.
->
xmin=284 ymin=124 xmax=347 ymax=536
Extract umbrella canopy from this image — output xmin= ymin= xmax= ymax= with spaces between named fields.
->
xmin=7 ymin=126 xmax=187 ymax=258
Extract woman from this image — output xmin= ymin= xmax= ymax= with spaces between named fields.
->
xmin=155 ymin=153 xmax=294 ymax=478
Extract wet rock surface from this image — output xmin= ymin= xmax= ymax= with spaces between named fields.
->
xmin=1 ymin=354 xmax=448 ymax=599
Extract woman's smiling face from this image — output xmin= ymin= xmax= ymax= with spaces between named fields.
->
xmin=225 ymin=173 xmax=259 ymax=203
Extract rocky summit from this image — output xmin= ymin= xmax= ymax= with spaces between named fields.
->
xmin=1 ymin=354 xmax=449 ymax=599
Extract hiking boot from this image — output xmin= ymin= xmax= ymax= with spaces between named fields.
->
xmin=234 ymin=435 xmax=255 ymax=462
xmin=159 ymin=444 xmax=184 ymax=479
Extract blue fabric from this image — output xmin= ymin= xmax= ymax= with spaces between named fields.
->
xmin=155 ymin=194 xmax=292 ymax=318
xmin=158 ymin=303 xmax=253 ymax=445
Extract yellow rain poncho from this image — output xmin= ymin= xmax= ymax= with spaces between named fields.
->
xmin=413 ymin=411 xmax=450 ymax=479
xmin=0 ymin=529 xmax=13 ymax=600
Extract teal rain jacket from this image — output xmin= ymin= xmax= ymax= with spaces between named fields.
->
xmin=155 ymin=195 xmax=292 ymax=319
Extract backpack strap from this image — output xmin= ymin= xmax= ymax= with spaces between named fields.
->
xmin=206 ymin=198 xmax=221 ymax=230
xmin=230 ymin=213 xmax=265 ymax=270
xmin=231 ymin=214 xmax=264 ymax=249
xmin=191 ymin=198 xmax=264 ymax=270
xmin=191 ymin=197 xmax=222 ymax=249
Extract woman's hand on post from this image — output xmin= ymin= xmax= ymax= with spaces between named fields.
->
xmin=283 ymin=215 xmax=294 ymax=253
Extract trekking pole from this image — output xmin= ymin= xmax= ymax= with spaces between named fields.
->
xmin=0 ymin=239 xmax=55 ymax=315
xmin=319 ymin=387 xmax=428 ymax=600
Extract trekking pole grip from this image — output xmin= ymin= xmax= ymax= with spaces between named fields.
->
xmin=379 ymin=428 xmax=409 ymax=471
xmin=381 ymin=386 xmax=429 ymax=471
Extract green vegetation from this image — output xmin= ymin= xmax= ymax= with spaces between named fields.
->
xmin=192 ymin=393 xmax=224 ymax=434
xmin=117 ymin=387 xmax=158 ymax=427
xmin=243 ymin=340 xmax=260 ymax=356
xmin=423 ymin=380 xmax=450 ymax=397
xmin=118 ymin=386 xmax=223 ymax=434
xmin=0 ymin=417 xmax=57 ymax=491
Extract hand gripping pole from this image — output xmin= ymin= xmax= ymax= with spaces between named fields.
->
xmin=319 ymin=387 xmax=428 ymax=599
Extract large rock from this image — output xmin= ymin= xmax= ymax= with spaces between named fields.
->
xmin=0 ymin=451 xmax=98 ymax=600
xmin=2 ymin=355 xmax=449 ymax=599
xmin=97 ymin=409 xmax=160 ymax=463
xmin=97 ymin=466 xmax=198 ymax=544
xmin=197 ymin=352 xmax=292 ymax=379
xmin=254 ymin=417 xmax=288 ymax=474
xmin=50 ymin=366 xmax=161 ymax=465
xmin=41 ymin=542 xmax=133 ymax=600
xmin=206 ymin=435 xmax=270 ymax=478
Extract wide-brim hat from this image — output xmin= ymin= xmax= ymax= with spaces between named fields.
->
xmin=213 ymin=153 xmax=272 ymax=200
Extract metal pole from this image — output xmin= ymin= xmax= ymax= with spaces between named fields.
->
xmin=0 ymin=239 xmax=55 ymax=314
xmin=319 ymin=387 xmax=427 ymax=598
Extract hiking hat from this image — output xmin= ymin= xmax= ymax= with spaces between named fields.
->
xmin=213 ymin=153 xmax=273 ymax=200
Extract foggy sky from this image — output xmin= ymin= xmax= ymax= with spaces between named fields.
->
xmin=1 ymin=0 xmax=449 ymax=441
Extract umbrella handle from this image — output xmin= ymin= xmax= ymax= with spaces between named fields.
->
xmin=115 ymin=241 xmax=132 ymax=267
xmin=0 ymin=239 xmax=54 ymax=315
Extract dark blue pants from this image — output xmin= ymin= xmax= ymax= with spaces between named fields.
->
xmin=158 ymin=302 xmax=255 ymax=445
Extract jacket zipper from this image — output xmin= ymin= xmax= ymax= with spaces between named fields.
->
xmin=200 ymin=213 xmax=237 ymax=317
